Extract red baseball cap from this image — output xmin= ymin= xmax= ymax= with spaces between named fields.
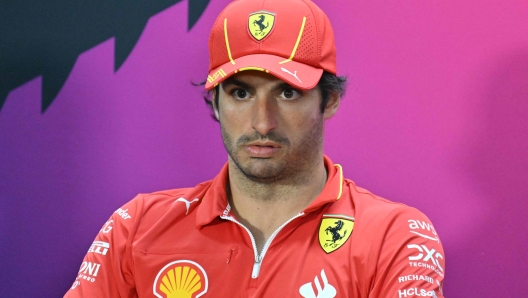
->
xmin=205 ymin=0 xmax=337 ymax=90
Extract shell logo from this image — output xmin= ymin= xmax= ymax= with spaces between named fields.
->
xmin=153 ymin=260 xmax=208 ymax=298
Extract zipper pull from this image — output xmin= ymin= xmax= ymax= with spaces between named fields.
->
xmin=251 ymin=261 xmax=261 ymax=278
xmin=226 ymin=248 xmax=235 ymax=264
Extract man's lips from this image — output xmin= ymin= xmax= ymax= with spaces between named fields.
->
xmin=243 ymin=142 xmax=281 ymax=157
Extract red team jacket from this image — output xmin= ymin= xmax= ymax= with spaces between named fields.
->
xmin=65 ymin=157 xmax=445 ymax=297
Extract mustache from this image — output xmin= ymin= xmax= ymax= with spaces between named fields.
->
xmin=237 ymin=131 xmax=290 ymax=146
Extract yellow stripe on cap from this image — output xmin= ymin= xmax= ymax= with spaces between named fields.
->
xmin=224 ymin=18 xmax=235 ymax=65
xmin=279 ymin=16 xmax=307 ymax=64
xmin=239 ymin=67 xmax=264 ymax=71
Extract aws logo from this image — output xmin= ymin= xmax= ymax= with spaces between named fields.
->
xmin=0 ymin=0 xmax=211 ymax=113
xmin=153 ymin=260 xmax=208 ymax=298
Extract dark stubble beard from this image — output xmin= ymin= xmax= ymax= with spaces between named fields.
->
xmin=220 ymin=115 xmax=324 ymax=184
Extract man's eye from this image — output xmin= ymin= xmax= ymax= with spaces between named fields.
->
xmin=232 ymin=89 xmax=250 ymax=99
xmin=280 ymin=89 xmax=300 ymax=100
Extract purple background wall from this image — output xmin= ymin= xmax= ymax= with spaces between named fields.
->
xmin=1 ymin=0 xmax=527 ymax=297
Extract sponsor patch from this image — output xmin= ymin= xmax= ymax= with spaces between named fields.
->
xmin=115 ymin=208 xmax=132 ymax=220
xmin=70 ymin=261 xmax=103 ymax=289
xmin=299 ymin=269 xmax=336 ymax=298
xmin=88 ymin=241 xmax=110 ymax=256
xmin=407 ymin=244 xmax=444 ymax=272
xmin=398 ymin=287 xmax=436 ymax=297
xmin=153 ymin=260 xmax=208 ymax=298
xmin=318 ymin=214 xmax=354 ymax=254
xmin=408 ymin=262 xmax=444 ymax=278
xmin=398 ymin=274 xmax=434 ymax=284
xmin=408 ymin=219 xmax=439 ymax=243
xmin=100 ymin=220 xmax=113 ymax=234
xmin=248 ymin=11 xmax=276 ymax=41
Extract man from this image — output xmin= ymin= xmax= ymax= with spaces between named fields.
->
xmin=65 ymin=0 xmax=445 ymax=297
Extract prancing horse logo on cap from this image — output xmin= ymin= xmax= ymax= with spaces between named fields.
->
xmin=248 ymin=11 xmax=276 ymax=41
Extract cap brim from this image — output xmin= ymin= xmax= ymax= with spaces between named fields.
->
xmin=205 ymin=54 xmax=323 ymax=90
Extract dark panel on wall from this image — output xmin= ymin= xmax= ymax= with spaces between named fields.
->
xmin=0 ymin=0 xmax=211 ymax=113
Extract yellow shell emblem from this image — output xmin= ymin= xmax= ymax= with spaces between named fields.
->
xmin=248 ymin=11 xmax=276 ymax=41
xmin=153 ymin=261 xmax=208 ymax=298
xmin=318 ymin=215 xmax=354 ymax=254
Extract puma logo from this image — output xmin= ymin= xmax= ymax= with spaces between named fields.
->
xmin=281 ymin=67 xmax=302 ymax=83
xmin=174 ymin=198 xmax=199 ymax=215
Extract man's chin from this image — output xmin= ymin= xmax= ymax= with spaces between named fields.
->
xmin=243 ymin=171 xmax=283 ymax=183
xmin=237 ymin=161 xmax=285 ymax=182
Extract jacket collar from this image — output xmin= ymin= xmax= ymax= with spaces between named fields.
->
xmin=195 ymin=155 xmax=344 ymax=228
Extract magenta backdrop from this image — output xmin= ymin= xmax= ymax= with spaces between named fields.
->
xmin=1 ymin=1 xmax=527 ymax=297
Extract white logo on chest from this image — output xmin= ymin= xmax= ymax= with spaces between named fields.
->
xmin=299 ymin=269 xmax=336 ymax=298
xmin=174 ymin=198 xmax=199 ymax=214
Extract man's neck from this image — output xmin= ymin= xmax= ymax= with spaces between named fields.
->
xmin=226 ymin=157 xmax=327 ymax=252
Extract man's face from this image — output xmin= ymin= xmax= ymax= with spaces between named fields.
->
xmin=215 ymin=71 xmax=337 ymax=183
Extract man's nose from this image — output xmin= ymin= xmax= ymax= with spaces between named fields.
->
xmin=251 ymin=95 xmax=277 ymax=136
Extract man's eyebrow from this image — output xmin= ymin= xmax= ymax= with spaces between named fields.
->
xmin=270 ymin=82 xmax=297 ymax=92
xmin=221 ymin=78 xmax=254 ymax=92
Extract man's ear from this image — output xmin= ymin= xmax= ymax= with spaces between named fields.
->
xmin=323 ymin=91 xmax=341 ymax=120
xmin=212 ymin=89 xmax=220 ymax=120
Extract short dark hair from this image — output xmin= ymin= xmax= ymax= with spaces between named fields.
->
xmin=200 ymin=71 xmax=347 ymax=121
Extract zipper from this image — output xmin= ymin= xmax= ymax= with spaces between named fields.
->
xmin=253 ymin=212 xmax=305 ymax=277
xmin=221 ymin=208 xmax=305 ymax=279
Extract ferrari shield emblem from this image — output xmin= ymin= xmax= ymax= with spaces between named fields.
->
xmin=248 ymin=11 xmax=276 ymax=41
xmin=319 ymin=215 xmax=354 ymax=254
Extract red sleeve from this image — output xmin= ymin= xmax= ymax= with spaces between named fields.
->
xmin=369 ymin=206 xmax=446 ymax=298
xmin=64 ymin=195 xmax=144 ymax=298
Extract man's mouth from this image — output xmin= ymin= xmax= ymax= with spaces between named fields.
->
xmin=244 ymin=142 xmax=281 ymax=157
